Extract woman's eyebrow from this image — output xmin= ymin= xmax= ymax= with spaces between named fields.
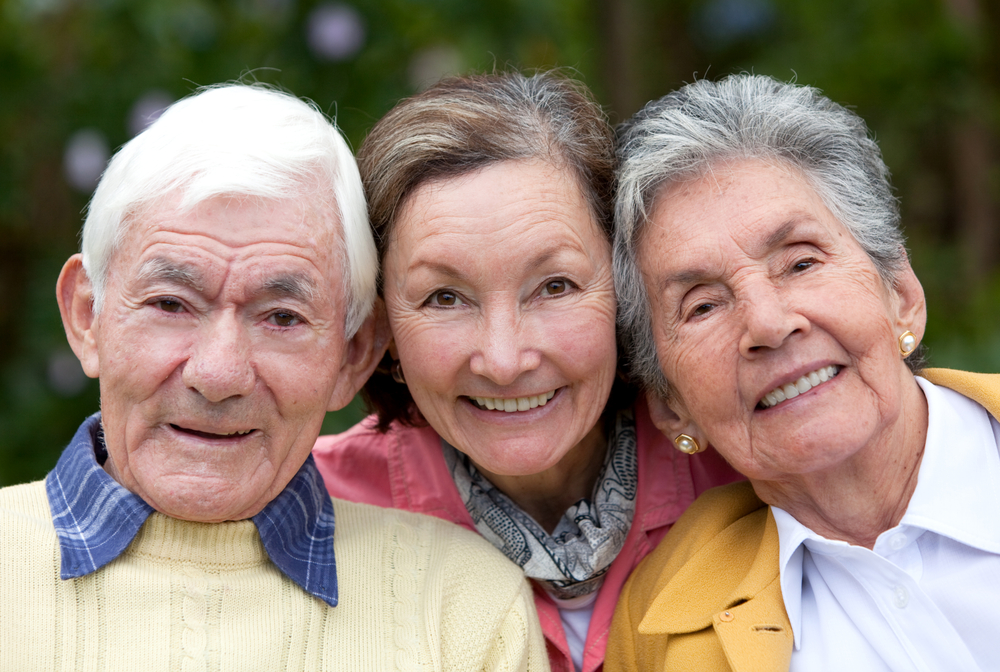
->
xmin=407 ymin=243 xmax=581 ymax=277
xmin=760 ymin=216 xmax=818 ymax=253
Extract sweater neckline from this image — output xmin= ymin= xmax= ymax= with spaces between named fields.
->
xmin=126 ymin=513 xmax=267 ymax=568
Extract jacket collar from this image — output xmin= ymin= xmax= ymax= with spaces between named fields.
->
xmin=637 ymin=489 xmax=792 ymax=671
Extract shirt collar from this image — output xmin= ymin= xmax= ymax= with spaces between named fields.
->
xmin=773 ymin=375 xmax=1000 ymax=649
xmin=899 ymin=376 xmax=1000 ymax=552
xmin=45 ymin=413 xmax=339 ymax=606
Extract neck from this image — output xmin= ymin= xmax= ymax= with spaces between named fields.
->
xmin=473 ymin=421 xmax=608 ymax=534
xmin=754 ymin=375 xmax=929 ymax=548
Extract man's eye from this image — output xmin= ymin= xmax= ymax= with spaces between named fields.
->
xmin=427 ymin=290 xmax=463 ymax=307
xmin=541 ymin=279 xmax=568 ymax=296
xmin=691 ymin=303 xmax=715 ymax=317
xmin=155 ymin=299 xmax=184 ymax=313
xmin=268 ymin=311 xmax=301 ymax=327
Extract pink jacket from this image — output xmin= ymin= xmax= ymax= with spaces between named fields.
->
xmin=313 ymin=400 xmax=744 ymax=672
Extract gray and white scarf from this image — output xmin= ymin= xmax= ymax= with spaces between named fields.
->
xmin=444 ymin=409 xmax=638 ymax=599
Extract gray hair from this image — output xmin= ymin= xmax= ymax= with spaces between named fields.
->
xmin=82 ymin=83 xmax=377 ymax=337
xmin=613 ymin=74 xmax=909 ymax=399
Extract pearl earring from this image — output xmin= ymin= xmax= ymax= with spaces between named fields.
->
xmin=898 ymin=331 xmax=917 ymax=357
xmin=673 ymin=433 xmax=703 ymax=455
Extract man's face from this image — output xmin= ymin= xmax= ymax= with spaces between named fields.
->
xmin=64 ymin=194 xmax=369 ymax=523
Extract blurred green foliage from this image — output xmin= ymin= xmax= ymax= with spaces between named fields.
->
xmin=1 ymin=0 xmax=997 ymax=485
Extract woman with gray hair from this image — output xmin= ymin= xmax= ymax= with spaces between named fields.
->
xmin=313 ymin=71 xmax=742 ymax=672
xmin=606 ymin=74 xmax=1000 ymax=671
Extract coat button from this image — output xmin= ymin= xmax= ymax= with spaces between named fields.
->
xmin=719 ymin=610 xmax=735 ymax=622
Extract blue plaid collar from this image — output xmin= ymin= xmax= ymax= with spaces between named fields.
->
xmin=45 ymin=413 xmax=339 ymax=606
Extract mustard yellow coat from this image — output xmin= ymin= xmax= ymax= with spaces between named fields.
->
xmin=605 ymin=369 xmax=1000 ymax=672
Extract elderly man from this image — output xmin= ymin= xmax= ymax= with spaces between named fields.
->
xmin=0 ymin=84 xmax=547 ymax=671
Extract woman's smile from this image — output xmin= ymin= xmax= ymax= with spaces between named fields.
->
xmin=757 ymin=365 xmax=841 ymax=409
xmin=469 ymin=389 xmax=557 ymax=412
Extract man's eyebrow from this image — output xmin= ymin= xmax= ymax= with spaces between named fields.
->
xmin=136 ymin=258 xmax=205 ymax=291
xmin=258 ymin=273 xmax=318 ymax=303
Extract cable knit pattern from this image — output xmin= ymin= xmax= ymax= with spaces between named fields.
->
xmin=389 ymin=520 xmax=423 ymax=669
xmin=0 ymin=482 xmax=549 ymax=671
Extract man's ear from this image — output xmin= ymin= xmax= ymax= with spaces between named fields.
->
xmin=327 ymin=298 xmax=391 ymax=412
xmin=891 ymin=257 xmax=927 ymax=344
xmin=56 ymin=254 xmax=100 ymax=379
xmin=646 ymin=392 xmax=703 ymax=446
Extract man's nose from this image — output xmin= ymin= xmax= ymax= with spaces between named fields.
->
xmin=181 ymin=313 xmax=256 ymax=402
xmin=468 ymin=305 xmax=541 ymax=386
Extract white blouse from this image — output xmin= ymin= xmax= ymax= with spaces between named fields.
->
xmin=774 ymin=377 xmax=1000 ymax=672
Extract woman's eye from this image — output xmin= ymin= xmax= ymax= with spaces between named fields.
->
xmin=268 ymin=311 xmax=301 ymax=327
xmin=792 ymin=258 xmax=816 ymax=272
xmin=154 ymin=299 xmax=184 ymax=313
xmin=540 ymin=279 xmax=568 ymax=296
xmin=427 ymin=290 xmax=463 ymax=307
xmin=691 ymin=303 xmax=715 ymax=317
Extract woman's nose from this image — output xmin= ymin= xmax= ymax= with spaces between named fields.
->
xmin=181 ymin=314 xmax=256 ymax=402
xmin=738 ymin=284 xmax=809 ymax=356
xmin=468 ymin=306 xmax=541 ymax=385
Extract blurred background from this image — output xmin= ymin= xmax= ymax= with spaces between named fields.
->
xmin=1 ymin=0 xmax=997 ymax=485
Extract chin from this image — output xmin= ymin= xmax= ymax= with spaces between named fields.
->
xmin=471 ymin=444 xmax=567 ymax=477
xmin=146 ymin=479 xmax=261 ymax=523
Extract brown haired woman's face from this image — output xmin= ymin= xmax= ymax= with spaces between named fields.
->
xmin=382 ymin=159 xmax=618 ymax=477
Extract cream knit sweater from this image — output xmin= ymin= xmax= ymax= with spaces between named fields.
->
xmin=0 ymin=480 xmax=548 ymax=671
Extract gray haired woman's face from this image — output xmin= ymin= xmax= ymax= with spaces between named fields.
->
xmin=641 ymin=159 xmax=926 ymax=483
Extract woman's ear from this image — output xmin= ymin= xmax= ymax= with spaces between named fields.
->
xmin=891 ymin=253 xmax=927 ymax=343
xmin=646 ymin=393 xmax=702 ymax=445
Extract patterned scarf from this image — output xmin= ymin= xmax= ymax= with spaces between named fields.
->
xmin=445 ymin=409 xmax=638 ymax=599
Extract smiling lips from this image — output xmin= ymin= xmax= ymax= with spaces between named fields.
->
xmin=170 ymin=424 xmax=257 ymax=439
xmin=758 ymin=365 xmax=841 ymax=409
xmin=470 ymin=390 xmax=557 ymax=413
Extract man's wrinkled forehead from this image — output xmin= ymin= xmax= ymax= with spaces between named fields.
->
xmin=135 ymin=256 xmax=320 ymax=304
xmin=103 ymin=191 xmax=346 ymax=314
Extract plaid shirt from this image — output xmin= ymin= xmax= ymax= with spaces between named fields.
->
xmin=44 ymin=413 xmax=339 ymax=606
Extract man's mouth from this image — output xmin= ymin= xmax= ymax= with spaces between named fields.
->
xmin=758 ymin=366 xmax=840 ymax=409
xmin=469 ymin=390 xmax=557 ymax=413
xmin=169 ymin=424 xmax=257 ymax=439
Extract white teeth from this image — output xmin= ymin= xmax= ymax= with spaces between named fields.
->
xmin=759 ymin=366 xmax=840 ymax=409
xmin=472 ymin=390 xmax=557 ymax=413
xmin=223 ymin=429 xmax=254 ymax=436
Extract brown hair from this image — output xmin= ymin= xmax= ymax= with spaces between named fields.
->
xmin=357 ymin=70 xmax=625 ymax=430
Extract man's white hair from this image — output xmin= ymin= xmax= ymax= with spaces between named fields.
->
xmin=82 ymin=83 xmax=377 ymax=337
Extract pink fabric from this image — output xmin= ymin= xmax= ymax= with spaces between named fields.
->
xmin=313 ymin=398 xmax=744 ymax=672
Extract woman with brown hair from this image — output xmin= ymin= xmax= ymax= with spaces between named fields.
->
xmin=313 ymin=71 xmax=742 ymax=672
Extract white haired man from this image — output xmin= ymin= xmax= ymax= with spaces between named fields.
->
xmin=0 ymin=84 xmax=547 ymax=671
